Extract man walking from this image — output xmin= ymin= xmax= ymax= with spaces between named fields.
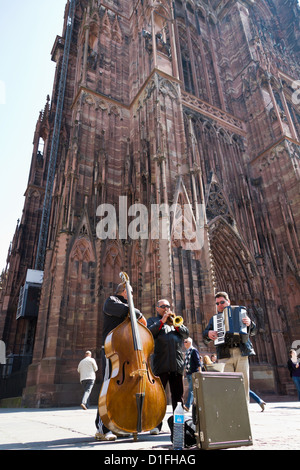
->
xmin=77 ymin=351 xmax=98 ymax=410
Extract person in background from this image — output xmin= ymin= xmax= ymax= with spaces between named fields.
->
xmin=0 ymin=340 xmax=6 ymax=379
xmin=183 ymin=337 xmax=202 ymax=411
xmin=287 ymin=349 xmax=300 ymax=400
xmin=77 ymin=351 xmax=98 ymax=410
xmin=211 ymin=353 xmax=217 ymax=363
xmin=250 ymin=390 xmax=266 ymax=411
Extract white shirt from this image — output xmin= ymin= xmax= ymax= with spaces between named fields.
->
xmin=77 ymin=356 xmax=98 ymax=381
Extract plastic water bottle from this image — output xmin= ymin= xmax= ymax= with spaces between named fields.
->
xmin=173 ymin=402 xmax=185 ymax=450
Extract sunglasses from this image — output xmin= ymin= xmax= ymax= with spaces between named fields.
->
xmin=158 ymin=304 xmax=170 ymax=309
xmin=216 ymin=300 xmax=226 ymax=306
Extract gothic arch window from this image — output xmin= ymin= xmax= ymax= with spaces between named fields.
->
xmin=203 ymin=39 xmax=221 ymax=108
xmin=103 ymin=241 xmax=122 ymax=269
xmin=191 ymin=36 xmax=208 ymax=101
xmin=197 ymin=7 xmax=206 ymax=22
xmin=89 ymin=20 xmax=99 ymax=51
xmin=170 ymin=186 xmax=199 ymax=250
xmin=177 ymin=23 xmax=195 ymax=95
xmin=274 ymin=92 xmax=285 ymax=114
xmin=70 ymin=238 xmax=95 ymax=282
xmin=182 ymin=53 xmax=195 ymax=95
xmin=186 ymin=2 xmax=194 ymax=14
xmin=153 ymin=0 xmax=171 ymax=18
xmin=87 ymin=21 xmax=99 ymax=71
xmin=37 ymin=137 xmax=44 ymax=157
xmin=206 ymin=181 xmax=234 ymax=226
xmin=111 ymin=16 xmax=122 ymax=44
xmin=102 ymin=240 xmax=123 ymax=288
xmin=101 ymin=9 xmax=112 ymax=39
xmin=287 ymin=102 xmax=300 ymax=139
xmin=29 ymin=189 xmax=40 ymax=199
xmin=175 ymin=0 xmax=183 ymax=9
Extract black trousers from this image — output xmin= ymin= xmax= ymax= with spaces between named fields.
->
xmin=156 ymin=371 xmax=184 ymax=430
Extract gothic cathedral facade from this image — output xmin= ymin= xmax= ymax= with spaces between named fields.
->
xmin=0 ymin=0 xmax=299 ymax=406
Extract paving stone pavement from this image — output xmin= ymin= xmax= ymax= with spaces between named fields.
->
xmin=0 ymin=400 xmax=299 ymax=454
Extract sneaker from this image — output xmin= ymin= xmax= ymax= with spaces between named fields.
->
xmin=95 ymin=431 xmax=117 ymax=441
xmin=150 ymin=427 xmax=160 ymax=435
xmin=81 ymin=403 xmax=87 ymax=410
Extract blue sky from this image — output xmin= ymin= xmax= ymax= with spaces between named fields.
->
xmin=0 ymin=0 xmax=66 ymax=272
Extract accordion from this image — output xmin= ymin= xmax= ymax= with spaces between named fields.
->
xmin=213 ymin=306 xmax=249 ymax=346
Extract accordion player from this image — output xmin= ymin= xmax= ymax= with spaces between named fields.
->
xmin=213 ymin=306 xmax=250 ymax=347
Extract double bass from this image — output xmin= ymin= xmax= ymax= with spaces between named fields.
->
xmin=98 ymin=272 xmax=167 ymax=438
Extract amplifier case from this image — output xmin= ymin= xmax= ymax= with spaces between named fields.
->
xmin=192 ymin=371 xmax=253 ymax=450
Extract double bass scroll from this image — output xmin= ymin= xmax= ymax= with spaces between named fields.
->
xmin=98 ymin=272 xmax=167 ymax=437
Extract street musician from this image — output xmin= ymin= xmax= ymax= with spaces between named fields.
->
xmin=147 ymin=299 xmax=189 ymax=434
xmin=95 ymin=282 xmax=146 ymax=441
xmin=203 ymin=291 xmax=257 ymax=400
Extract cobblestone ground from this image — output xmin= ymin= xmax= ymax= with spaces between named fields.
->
xmin=0 ymin=401 xmax=299 ymax=451
xmin=233 ymin=401 xmax=300 ymax=450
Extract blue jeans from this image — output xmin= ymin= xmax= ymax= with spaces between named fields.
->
xmin=81 ymin=379 xmax=95 ymax=407
xmin=185 ymin=374 xmax=193 ymax=409
xmin=249 ymin=390 xmax=263 ymax=404
xmin=292 ymin=376 xmax=300 ymax=400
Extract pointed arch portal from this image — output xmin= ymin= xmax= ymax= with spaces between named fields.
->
xmin=209 ymin=216 xmax=258 ymax=305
